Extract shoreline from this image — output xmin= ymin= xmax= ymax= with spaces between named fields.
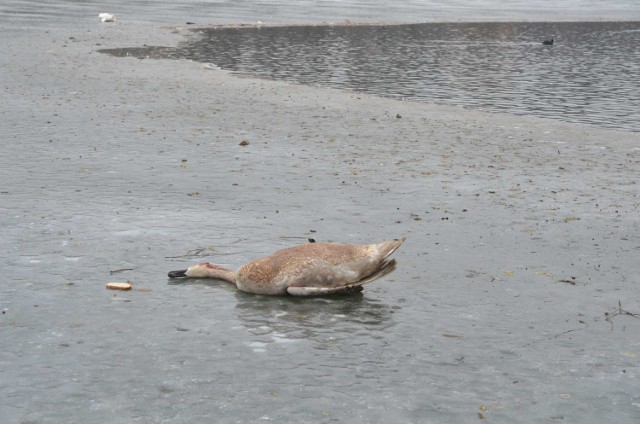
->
xmin=169 ymin=17 xmax=640 ymax=31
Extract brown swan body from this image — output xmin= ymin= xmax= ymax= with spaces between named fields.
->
xmin=168 ymin=238 xmax=405 ymax=296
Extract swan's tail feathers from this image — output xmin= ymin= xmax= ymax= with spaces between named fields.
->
xmin=379 ymin=237 xmax=406 ymax=260
xmin=361 ymin=258 xmax=397 ymax=285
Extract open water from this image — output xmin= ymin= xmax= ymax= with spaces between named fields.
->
xmin=154 ymin=21 xmax=640 ymax=132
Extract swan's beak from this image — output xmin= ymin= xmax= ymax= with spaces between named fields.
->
xmin=168 ymin=269 xmax=188 ymax=278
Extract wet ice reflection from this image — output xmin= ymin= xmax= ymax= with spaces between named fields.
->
xmin=232 ymin=290 xmax=397 ymax=353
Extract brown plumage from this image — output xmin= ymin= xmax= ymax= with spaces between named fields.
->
xmin=168 ymin=238 xmax=405 ymax=296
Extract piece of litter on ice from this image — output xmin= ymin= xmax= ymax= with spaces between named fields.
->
xmin=106 ymin=282 xmax=132 ymax=291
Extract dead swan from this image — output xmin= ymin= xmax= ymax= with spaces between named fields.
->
xmin=168 ymin=238 xmax=405 ymax=296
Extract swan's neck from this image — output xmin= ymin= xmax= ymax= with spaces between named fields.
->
xmin=187 ymin=263 xmax=237 ymax=284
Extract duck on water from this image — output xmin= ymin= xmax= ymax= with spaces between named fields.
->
xmin=168 ymin=238 xmax=405 ymax=296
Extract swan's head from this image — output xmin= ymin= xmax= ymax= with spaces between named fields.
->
xmin=168 ymin=262 xmax=228 ymax=278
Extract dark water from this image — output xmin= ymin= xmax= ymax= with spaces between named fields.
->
xmin=105 ymin=21 xmax=640 ymax=132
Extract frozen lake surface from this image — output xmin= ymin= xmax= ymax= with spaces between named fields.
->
xmin=1 ymin=2 xmax=640 ymax=423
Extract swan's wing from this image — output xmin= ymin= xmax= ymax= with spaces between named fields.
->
xmin=287 ymin=284 xmax=363 ymax=297
xmin=286 ymin=258 xmax=397 ymax=296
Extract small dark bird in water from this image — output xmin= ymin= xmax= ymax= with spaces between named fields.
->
xmin=543 ymin=37 xmax=554 ymax=45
